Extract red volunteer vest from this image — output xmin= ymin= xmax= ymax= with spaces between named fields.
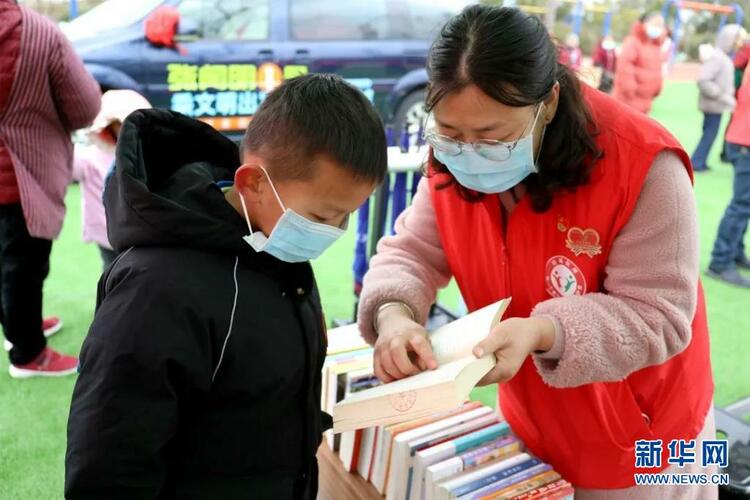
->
xmin=429 ymin=87 xmax=714 ymax=489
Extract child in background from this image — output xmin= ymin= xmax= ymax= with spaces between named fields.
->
xmin=558 ymin=33 xmax=582 ymax=71
xmin=73 ymin=90 xmax=150 ymax=269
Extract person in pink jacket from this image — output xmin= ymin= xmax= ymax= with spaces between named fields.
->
xmin=73 ymin=90 xmax=150 ymax=270
xmin=0 ymin=0 xmax=101 ymax=377
xmin=612 ymin=12 xmax=669 ymax=114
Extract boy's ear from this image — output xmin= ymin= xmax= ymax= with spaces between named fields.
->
xmin=235 ymin=164 xmax=266 ymax=201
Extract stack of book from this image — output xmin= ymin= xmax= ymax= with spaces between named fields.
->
xmin=322 ymin=301 xmax=574 ymax=499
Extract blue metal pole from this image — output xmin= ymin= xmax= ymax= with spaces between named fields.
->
xmin=573 ymin=0 xmax=584 ymax=35
xmin=390 ymin=129 xmax=410 ymax=235
xmin=390 ymin=173 xmax=407 ymax=235
xmin=69 ymin=0 xmax=78 ymax=20
xmin=733 ymin=3 xmax=744 ymax=26
xmin=602 ymin=10 xmax=612 ymax=36
xmin=352 ymin=199 xmax=370 ymax=296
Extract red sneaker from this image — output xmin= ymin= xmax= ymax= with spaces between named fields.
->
xmin=9 ymin=347 xmax=78 ymax=378
xmin=4 ymin=317 xmax=64 ymax=351
xmin=43 ymin=317 xmax=63 ymax=337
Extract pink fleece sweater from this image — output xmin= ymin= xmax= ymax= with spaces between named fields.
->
xmin=358 ymin=151 xmax=700 ymax=387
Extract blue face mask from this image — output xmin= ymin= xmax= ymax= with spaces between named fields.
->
xmin=238 ymin=166 xmax=346 ymax=263
xmin=432 ymin=104 xmax=545 ymax=194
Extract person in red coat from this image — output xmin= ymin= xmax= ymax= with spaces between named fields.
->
xmin=613 ymin=13 xmax=668 ymax=114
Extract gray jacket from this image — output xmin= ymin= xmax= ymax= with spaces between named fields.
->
xmin=698 ymin=24 xmax=742 ymax=114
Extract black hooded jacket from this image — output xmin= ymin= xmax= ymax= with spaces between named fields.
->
xmin=65 ymin=110 xmax=330 ymax=499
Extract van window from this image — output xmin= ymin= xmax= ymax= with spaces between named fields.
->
xmin=290 ymin=0 xmax=390 ymax=41
xmin=403 ymin=0 xmax=470 ymax=40
xmin=178 ymin=0 xmax=270 ymax=41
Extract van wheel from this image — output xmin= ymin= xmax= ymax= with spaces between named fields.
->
xmin=393 ymin=89 xmax=427 ymax=145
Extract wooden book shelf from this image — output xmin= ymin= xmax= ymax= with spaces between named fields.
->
xmin=317 ymin=443 xmax=383 ymax=500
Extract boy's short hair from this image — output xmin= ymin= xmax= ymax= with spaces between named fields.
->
xmin=242 ymin=74 xmax=387 ymax=183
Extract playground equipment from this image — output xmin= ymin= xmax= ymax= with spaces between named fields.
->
xmin=662 ymin=0 xmax=745 ymax=61
xmin=516 ymin=0 xmax=614 ymax=36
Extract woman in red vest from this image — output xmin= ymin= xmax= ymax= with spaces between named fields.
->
xmin=358 ymin=6 xmax=716 ymax=499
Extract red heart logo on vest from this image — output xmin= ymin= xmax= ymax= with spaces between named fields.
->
xmin=565 ymin=227 xmax=602 ymax=258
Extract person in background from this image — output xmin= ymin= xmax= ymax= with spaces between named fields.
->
xmin=733 ymin=40 xmax=750 ymax=89
xmin=613 ymin=12 xmax=668 ymax=114
xmin=720 ymin=39 xmax=750 ymax=163
xmin=707 ymin=65 xmax=750 ymax=288
xmin=0 ymin=0 xmax=100 ymax=376
xmin=558 ymin=32 xmax=583 ymax=71
xmin=691 ymin=25 xmax=745 ymax=172
xmin=73 ymin=90 xmax=150 ymax=270
xmin=593 ymin=34 xmax=617 ymax=93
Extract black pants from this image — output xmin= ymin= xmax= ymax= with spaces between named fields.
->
xmin=0 ymin=203 xmax=50 ymax=365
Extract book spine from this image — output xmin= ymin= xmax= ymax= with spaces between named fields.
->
xmin=373 ymin=427 xmax=391 ymax=493
xmin=349 ymin=430 xmax=363 ymax=473
xmin=426 ymin=458 xmax=463 ymax=500
xmin=451 ymin=458 xmax=542 ymax=497
xmin=382 ymin=402 xmax=483 ymax=494
xmin=543 ymin=486 xmax=575 ymax=500
xmin=463 ymin=438 xmax=520 ymax=469
xmin=511 ymin=478 xmax=569 ymax=500
xmin=462 ymin=464 xmax=552 ymax=499
xmin=514 ymin=478 xmax=572 ymax=500
xmin=454 ymin=422 xmax=510 ymax=454
xmin=534 ymin=479 xmax=575 ymax=500
xmin=368 ymin=426 xmax=380 ymax=482
xmin=477 ymin=470 xmax=561 ymax=500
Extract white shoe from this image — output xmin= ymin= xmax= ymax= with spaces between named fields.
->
xmin=4 ymin=317 xmax=64 ymax=351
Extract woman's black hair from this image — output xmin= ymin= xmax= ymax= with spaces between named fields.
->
xmin=425 ymin=5 xmax=602 ymax=212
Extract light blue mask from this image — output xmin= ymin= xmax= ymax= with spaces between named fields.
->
xmin=239 ymin=166 xmax=346 ymax=263
xmin=433 ymin=105 xmax=545 ymax=194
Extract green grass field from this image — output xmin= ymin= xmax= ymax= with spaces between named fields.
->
xmin=1 ymin=82 xmax=749 ymax=498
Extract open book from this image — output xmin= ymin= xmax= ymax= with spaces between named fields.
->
xmin=332 ymin=298 xmax=511 ymax=433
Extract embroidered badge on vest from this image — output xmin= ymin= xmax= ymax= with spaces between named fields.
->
xmin=565 ymin=227 xmax=603 ymax=258
xmin=545 ymin=256 xmax=587 ymax=297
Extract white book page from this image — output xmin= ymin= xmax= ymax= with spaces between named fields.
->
xmin=429 ymin=298 xmax=510 ymax=365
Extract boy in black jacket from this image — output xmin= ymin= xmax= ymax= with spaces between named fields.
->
xmin=64 ymin=74 xmax=387 ymax=499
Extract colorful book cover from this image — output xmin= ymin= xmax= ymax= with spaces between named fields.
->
xmin=511 ymin=478 xmax=571 ymax=500
xmin=450 ymin=458 xmax=542 ymax=497
xmin=475 ymin=470 xmax=561 ymax=499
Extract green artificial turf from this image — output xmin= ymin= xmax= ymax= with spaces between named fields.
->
xmin=0 ymin=81 xmax=748 ymax=498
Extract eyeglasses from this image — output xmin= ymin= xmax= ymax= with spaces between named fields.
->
xmin=423 ymin=133 xmax=519 ymax=161
xmin=423 ymin=104 xmax=542 ymax=162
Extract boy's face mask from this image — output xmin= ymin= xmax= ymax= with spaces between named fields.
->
xmin=238 ymin=166 xmax=347 ymax=263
